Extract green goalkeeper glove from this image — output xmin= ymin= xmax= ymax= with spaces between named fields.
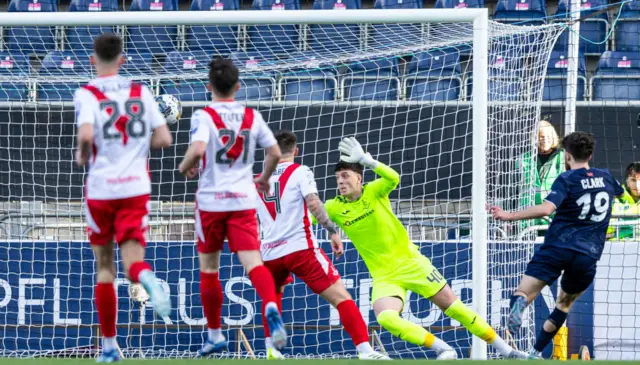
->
xmin=338 ymin=137 xmax=377 ymax=169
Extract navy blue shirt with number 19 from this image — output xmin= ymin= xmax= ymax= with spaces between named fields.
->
xmin=544 ymin=168 xmax=624 ymax=260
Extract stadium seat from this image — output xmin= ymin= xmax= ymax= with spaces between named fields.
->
xmin=67 ymin=0 xmax=119 ymax=53
xmin=467 ymin=53 xmax=523 ymax=101
xmin=554 ymin=0 xmax=608 ymax=55
xmin=127 ymin=0 xmax=178 ymax=54
xmin=371 ymin=0 xmax=423 ymax=51
xmin=592 ymin=51 xmax=640 ymax=101
xmin=615 ymin=1 xmax=640 ymax=51
xmin=280 ymin=52 xmax=337 ymax=101
xmin=435 ymin=0 xmax=483 ymax=8
xmin=248 ymin=0 xmax=300 ymax=55
xmin=121 ymin=53 xmax=155 ymax=76
xmin=343 ymin=57 xmax=399 ymax=101
xmin=229 ymin=51 xmax=276 ymax=101
xmin=187 ymin=0 xmax=240 ymax=55
xmin=309 ymin=0 xmax=360 ymax=54
xmin=160 ymin=51 xmax=210 ymax=101
xmin=543 ymin=51 xmax=587 ymax=101
xmin=493 ymin=0 xmax=546 ymax=25
xmin=5 ymin=0 xmax=57 ymax=55
xmin=38 ymin=51 xmax=92 ymax=101
xmin=0 ymin=52 xmax=30 ymax=101
xmin=406 ymin=51 xmax=462 ymax=101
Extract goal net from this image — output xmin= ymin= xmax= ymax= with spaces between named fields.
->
xmin=0 ymin=10 xmax=563 ymax=359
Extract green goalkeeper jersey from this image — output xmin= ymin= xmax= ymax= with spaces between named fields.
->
xmin=325 ymin=163 xmax=421 ymax=279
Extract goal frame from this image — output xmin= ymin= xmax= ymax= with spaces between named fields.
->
xmin=0 ymin=8 xmax=490 ymax=359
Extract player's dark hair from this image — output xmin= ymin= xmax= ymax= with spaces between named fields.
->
xmin=209 ymin=57 xmax=239 ymax=97
xmin=626 ymin=162 xmax=640 ymax=178
xmin=93 ymin=33 xmax=122 ymax=63
xmin=275 ymin=130 xmax=297 ymax=155
xmin=561 ymin=131 xmax=595 ymax=162
xmin=335 ymin=160 xmax=364 ymax=176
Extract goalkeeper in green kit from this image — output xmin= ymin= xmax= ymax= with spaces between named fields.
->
xmin=322 ymin=137 xmax=528 ymax=359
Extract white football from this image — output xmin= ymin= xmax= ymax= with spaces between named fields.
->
xmin=156 ymin=94 xmax=182 ymax=125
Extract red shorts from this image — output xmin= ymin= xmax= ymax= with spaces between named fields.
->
xmin=264 ymin=248 xmax=341 ymax=294
xmin=85 ymin=194 xmax=150 ymax=246
xmin=196 ymin=209 xmax=260 ymax=253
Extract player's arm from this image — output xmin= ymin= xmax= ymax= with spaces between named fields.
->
xmin=253 ymin=112 xmax=281 ymax=193
xmin=144 ymin=86 xmax=172 ymax=149
xmin=179 ymin=111 xmax=209 ymax=178
xmin=491 ymin=177 xmax=565 ymax=221
xmin=73 ymin=89 xmax=95 ymax=167
xmin=338 ymin=137 xmax=399 ymax=197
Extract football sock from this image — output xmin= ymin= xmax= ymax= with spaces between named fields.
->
xmin=534 ymin=308 xmax=568 ymax=352
xmin=376 ymin=310 xmax=452 ymax=352
xmin=248 ymin=265 xmax=277 ymax=305
xmin=337 ymin=300 xmax=370 ymax=348
xmin=128 ymin=261 xmax=152 ymax=283
xmin=95 ymin=283 xmax=117 ymax=348
xmin=200 ymin=272 xmax=223 ymax=332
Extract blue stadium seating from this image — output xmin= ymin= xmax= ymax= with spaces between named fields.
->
xmin=371 ymin=0 xmax=422 ymax=51
xmin=160 ymin=51 xmax=210 ymax=101
xmin=406 ymin=51 xmax=462 ymax=101
xmin=0 ymin=52 xmax=29 ymax=100
xmin=435 ymin=0 xmax=483 ymax=8
xmin=127 ymin=0 xmax=178 ymax=54
xmin=554 ymin=0 xmax=608 ymax=55
xmin=38 ymin=51 xmax=92 ymax=101
xmin=308 ymin=0 xmax=360 ymax=53
xmin=493 ymin=0 xmax=547 ymax=24
xmin=229 ymin=51 xmax=276 ymax=101
xmin=6 ymin=0 xmax=56 ymax=55
xmin=280 ymin=52 xmax=337 ymax=101
xmin=248 ymin=0 xmax=300 ymax=55
xmin=343 ymin=57 xmax=399 ymax=101
xmin=615 ymin=1 xmax=640 ymax=51
xmin=121 ymin=53 xmax=155 ymax=76
xmin=592 ymin=51 xmax=640 ymax=101
xmin=187 ymin=0 xmax=240 ymax=55
xmin=67 ymin=0 xmax=119 ymax=53
xmin=543 ymin=51 xmax=586 ymax=101
xmin=467 ymin=53 xmax=523 ymax=101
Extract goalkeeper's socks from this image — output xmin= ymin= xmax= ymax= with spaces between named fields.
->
xmin=533 ymin=308 xmax=568 ymax=352
xmin=376 ymin=310 xmax=452 ymax=352
xmin=444 ymin=299 xmax=509 ymax=351
xmin=102 ymin=336 xmax=117 ymax=352
xmin=128 ymin=261 xmax=152 ymax=283
xmin=248 ymin=265 xmax=277 ymax=304
xmin=201 ymin=272 xmax=223 ymax=330
xmin=337 ymin=300 xmax=370 ymax=348
xmin=95 ymin=283 xmax=117 ymax=345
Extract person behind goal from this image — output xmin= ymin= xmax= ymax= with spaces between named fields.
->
xmin=74 ymin=33 xmax=173 ymax=363
xmin=491 ymin=132 xmax=624 ymax=358
xmin=178 ymin=58 xmax=287 ymax=355
xmin=255 ymin=131 xmax=390 ymax=360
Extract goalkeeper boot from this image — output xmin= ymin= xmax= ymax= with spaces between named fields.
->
xmin=508 ymin=296 xmax=528 ymax=334
xmin=528 ymin=350 xmax=543 ymax=360
xmin=436 ymin=349 xmax=458 ymax=360
xmin=138 ymin=270 xmax=171 ymax=318
xmin=507 ymin=349 xmax=531 ymax=360
xmin=358 ymin=351 xmax=392 ymax=360
xmin=96 ymin=349 xmax=121 ymax=363
xmin=267 ymin=348 xmax=285 ymax=360
xmin=265 ymin=303 xmax=287 ymax=351
xmin=199 ymin=338 xmax=227 ymax=356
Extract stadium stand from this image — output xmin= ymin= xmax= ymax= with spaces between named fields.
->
xmin=435 ymin=0 xmax=484 ymax=8
xmin=121 ymin=52 xmax=155 ymax=76
xmin=592 ymin=51 xmax=640 ymax=101
xmin=543 ymin=51 xmax=587 ymax=101
xmin=280 ymin=51 xmax=337 ymax=101
xmin=187 ymin=0 xmax=240 ymax=55
xmin=160 ymin=50 xmax=211 ymax=101
xmin=466 ymin=52 xmax=522 ymax=101
xmin=127 ymin=0 xmax=178 ymax=54
xmin=308 ymin=0 xmax=361 ymax=54
xmin=615 ymin=0 xmax=640 ymax=52
xmin=554 ymin=0 xmax=608 ymax=55
xmin=371 ymin=0 xmax=423 ymax=51
xmin=66 ymin=0 xmax=119 ymax=53
xmin=493 ymin=0 xmax=547 ymax=24
xmin=38 ymin=51 xmax=92 ymax=101
xmin=248 ymin=0 xmax=300 ymax=55
xmin=5 ymin=0 xmax=56 ymax=55
xmin=405 ymin=50 xmax=462 ymax=101
xmin=229 ymin=51 xmax=276 ymax=100
xmin=343 ymin=56 xmax=399 ymax=101
xmin=0 ymin=52 xmax=29 ymax=101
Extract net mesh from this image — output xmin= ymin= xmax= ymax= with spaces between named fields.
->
xmin=0 ymin=16 xmax=563 ymax=359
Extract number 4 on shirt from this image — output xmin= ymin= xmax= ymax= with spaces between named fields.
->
xmin=259 ymin=164 xmax=301 ymax=220
xmin=201 ymin=106 xmax=254 ymax=164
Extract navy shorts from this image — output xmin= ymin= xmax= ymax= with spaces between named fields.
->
xmin=525 ymin=245 xmax=598 ymax=294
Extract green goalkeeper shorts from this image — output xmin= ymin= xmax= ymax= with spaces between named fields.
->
xmin=371 ymin=252 xmax=447 ymax=304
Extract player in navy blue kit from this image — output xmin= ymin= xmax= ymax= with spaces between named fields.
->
xmin=491 ymin=131 xmax=624 ymax=358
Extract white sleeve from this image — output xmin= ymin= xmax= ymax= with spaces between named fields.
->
xmin=142 ymin=85 xmax=166 ymax=130
xmin=299 ymin=165 xmax=319 ymax=197
xmin=254 ymin=111 xmax=277 ymax=148
xmin=190 ymin=110 xmax=211 ymax=144
xmin=73 ymin=88 xmax=96 ymax=128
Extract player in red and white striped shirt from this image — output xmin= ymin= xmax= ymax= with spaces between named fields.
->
xmin=178 ymin=58 xmax=287 ymax=355
xmin=74 ymin=33 xmax=173 ymax=363
xmin=256 ymin=131 xmax=390 ymax=360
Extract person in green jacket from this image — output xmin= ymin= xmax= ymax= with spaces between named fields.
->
xmin=607 ymin=162 xmax=640 ymax=240
xmin=517 ymin=120 xmax=565 ymax=228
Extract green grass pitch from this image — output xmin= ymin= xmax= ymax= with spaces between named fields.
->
xmin=0 ymin=361 xmax=636 ymax=364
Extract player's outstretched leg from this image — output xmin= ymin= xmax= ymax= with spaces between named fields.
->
xmin=530 ymin=288 xmax=581 ymax=359
xmin=262 ymin=290 xmax=285 ymax=359
xmin=373 ymin=297 xmax=456 ymax=360
xmin=508 ymin=275 xmax=547 ymax=334
xmin=198 ymin=251 xmax=227 ymax=356
xmin=121 ymin=241 xmax=171 ymax=318
xmin=93 ymin=243 xmax=121 ymax=363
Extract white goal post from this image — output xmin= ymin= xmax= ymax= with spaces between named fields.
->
xmin=0 ymin=9 xmax=563 ymax=359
